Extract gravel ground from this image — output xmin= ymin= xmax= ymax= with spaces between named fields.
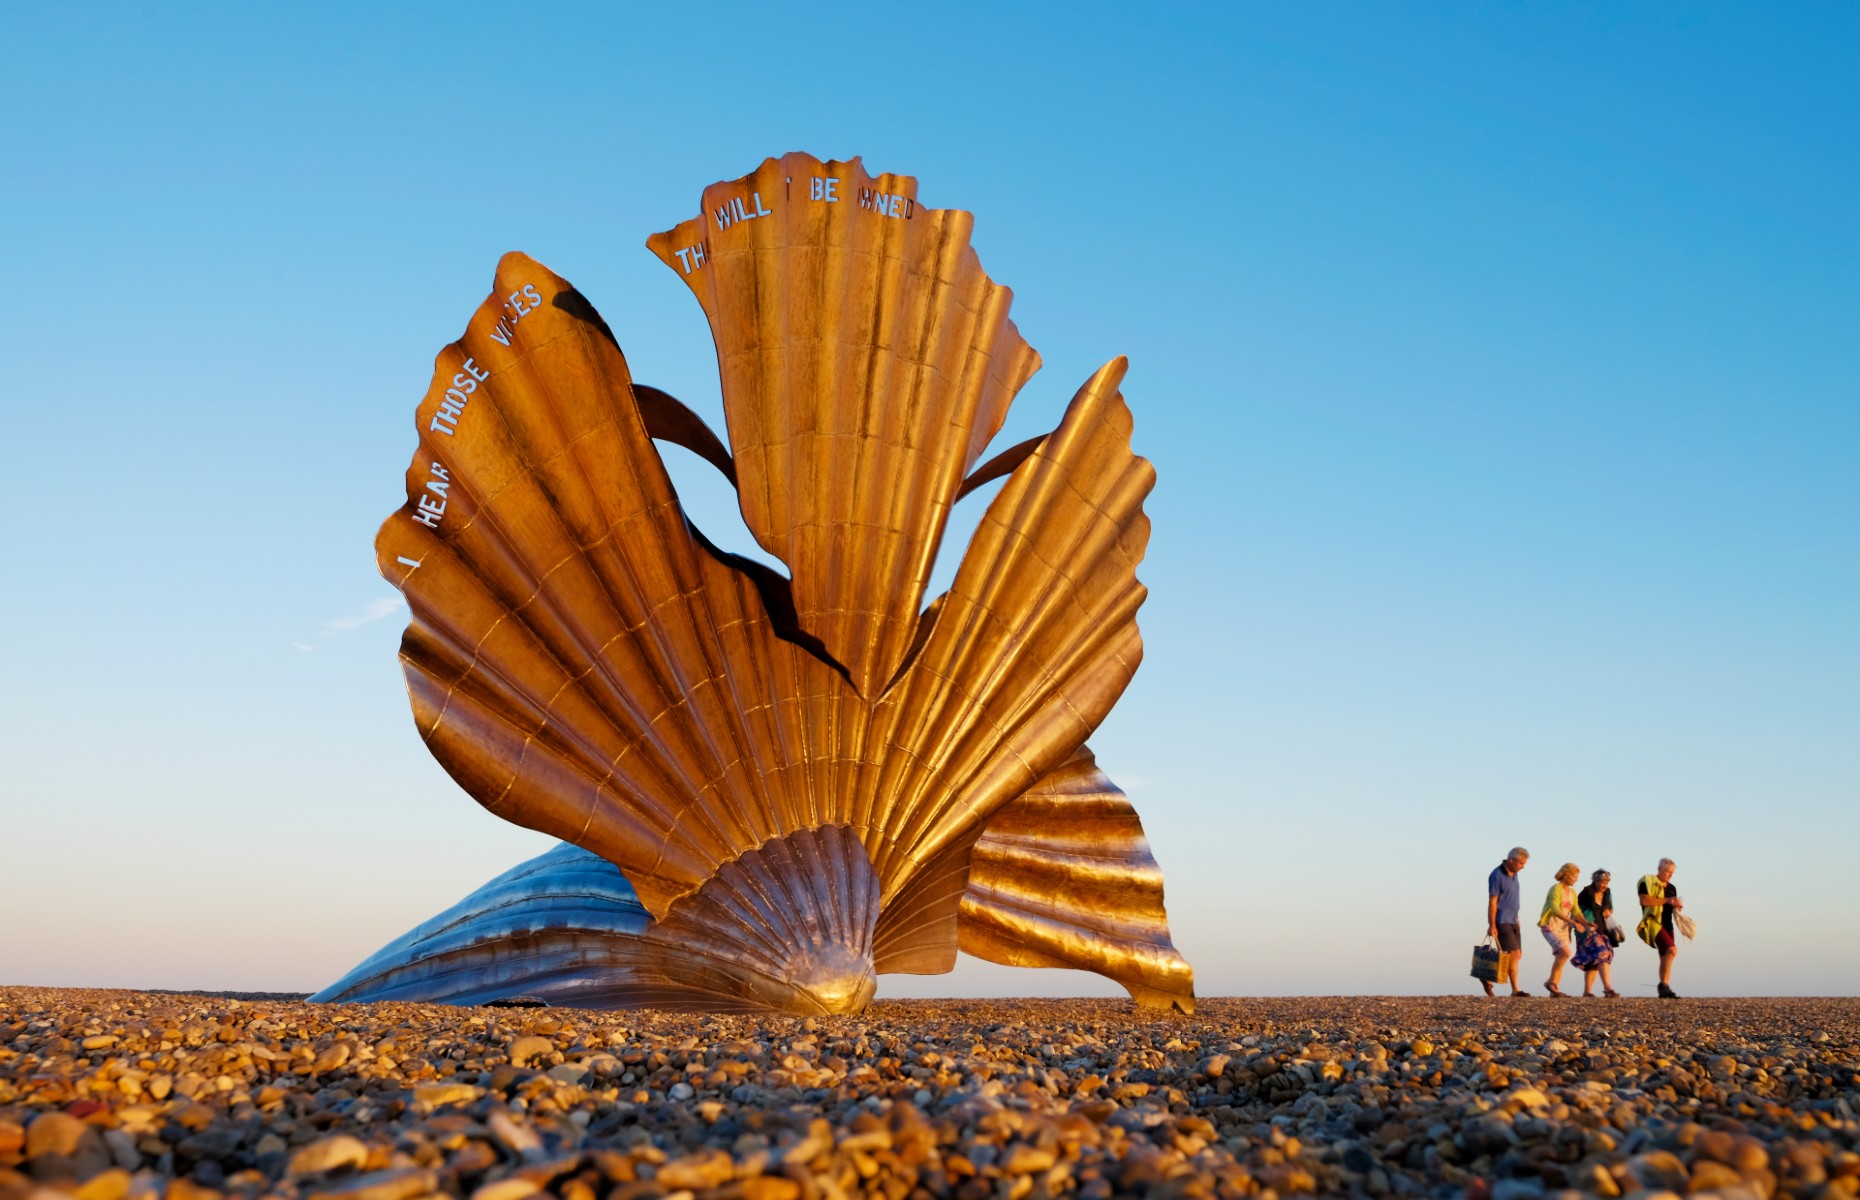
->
xmin=2 ymin=989 xmax=1855 ymax=1200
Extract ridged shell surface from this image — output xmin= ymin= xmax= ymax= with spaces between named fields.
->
xmin=309 ymin=843 xmax=648 ymax=1005
xmin=959 ymin=748 xmax=1197 ymax=1012
xmin=647 ymin=153 xmax=1040 ymax=700
xmin=345 ymin=153 xmax=1191 ymax=1012
xmin=311 ymin=754 xmax=1194 ymax=1014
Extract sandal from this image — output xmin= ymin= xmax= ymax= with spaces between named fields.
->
xmin=1604 ymin=989 xmax=1621 ymax=998
xmin=1544 ymin=983 xmax=1567 ymax=997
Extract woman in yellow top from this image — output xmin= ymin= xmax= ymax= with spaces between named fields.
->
xmin=1538 ymin=862 xmax=1595 ymax=997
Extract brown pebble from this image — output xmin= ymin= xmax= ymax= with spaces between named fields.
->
xmin=656 ymin=1149 xmax=735 ymax=1190
xmin=1001 ymin=1145 xmax=1058 ymax=1174
xmin=288 ymin=1135 xmax=370 ymax=1177
xmin=305 ymin=1167 xmax=439 ymax=1200
xmin=25 ymin=1112 xmax=87 ymax=1159
xmin=167 ymin=1178 xmax=222 ymax=1200
xmin=311 ymin=1043 xmax=352 ymax=1074
xmin=1731 ymin=1136 xmax=1770 ymax=1173
xmin=1628 ymin=1150 xmax=1690 ymax=1192
xmin=1688 ymin=1159 xmax=1744 ymax=1191
xmin=412 ymin=1083 xmax=481 ymax=1107
xmin=505 ymin=1036 xmax=554 ymax=1066
xmin=74 ymin=1167 xmax=132 ymax=1200
xmin=740 ymin=1177 xmax=801 ymax=1200
xmin=469 ymin=1180 xmax=540 ymax=1200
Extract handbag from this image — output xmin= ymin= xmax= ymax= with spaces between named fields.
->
xmin=1470 ymin=938 xmax=1501 ymax=983
xmin=1605 ymin=917 xmax=1625 ymax=947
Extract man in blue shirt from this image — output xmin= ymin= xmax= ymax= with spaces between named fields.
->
xmin=1485 ymin=847 xmax=1530 ymax=996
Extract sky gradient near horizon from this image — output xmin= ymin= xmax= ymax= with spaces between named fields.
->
xmin=2 ymin=4 xmax=1856 ymax=998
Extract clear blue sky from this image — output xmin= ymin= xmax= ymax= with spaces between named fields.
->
xmin=3 ymin=4 xmax=1855 ymax=997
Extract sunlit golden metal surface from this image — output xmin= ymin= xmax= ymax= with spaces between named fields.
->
xmin=323 ymin=154 xmax=1193 ymax=1014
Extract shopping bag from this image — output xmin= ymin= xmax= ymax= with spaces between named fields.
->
xmin=1470 ymin=939 xmax=1501 ymax=983
xmin=1676 ymin=913 xmax=1696 ymax=941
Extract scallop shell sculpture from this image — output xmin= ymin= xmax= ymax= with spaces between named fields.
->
xmin=314 ymin=154 xmax=1194 ymax=1015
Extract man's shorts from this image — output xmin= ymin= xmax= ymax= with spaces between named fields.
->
xmin=1656 ymin=929 xmax=1676 ymax=953
xmin=1496 ymin=923 xmax=1522 ymax=953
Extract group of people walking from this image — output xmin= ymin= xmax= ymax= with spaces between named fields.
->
xmin=1484 ymin=847 xmax=1687 ymax=998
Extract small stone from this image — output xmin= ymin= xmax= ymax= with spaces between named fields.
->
xmin=1627 ymin=1150 xmax=1690 ymax=1192
xmin=1490 ymin=1180 xmax=1544 ymax=1200
xmin=740 ymin=1178 xmax=801 ymax=1200
xmin=289 ymin=1136 xmax=370 ymax=1177
xmin=305 ymin=1167 xmax=439 ymax=1200
xmin=81 ymin=1035 xmax=119 ymax=1051
xmin=505 ymin=1036 xmax=554 ymax=1066
xmin=668 ymin=1081 xmax=696 ymax=1101
xmin=167 ymin=1178 xmax=222 ymax=1200
xmin=147 ymin=1075 xmax=173 ymax=1101
xmin=1201 ymin=1054 xmax=1231 ymax=1078
xmin=177 ymin=1126 xmax=242 ymax=1162
xmin=26 ymin=1112 xmax=88 ymax=1159
xmin=486 ymin=1111 xmax=542 ymax=1160
xmin=470 ymin=1180 xmax=540 ymax=1200
xmin=1729 ymin=1137 xmax=1769 ymax=1173
xmin=1001 ymin=1145 xmax=1058 ymax=1174
xmin=75 ymin=1167 xmax=132 ymax=1200
xmin=1409 ymin=1038 xmax=1435 ymax=1058
xmin=781 ymin=1120 xmax=832 ymax=1166
xmin=311 ymin=1043 xmax=352 ymax=1074
xmin=545 ymin=1064 xmax=588 ymax=1086
xmin=413 ymin=1083 xmax=482 ymax=1107
xmin=656 ymin=1149 xmax=734 ymax=1190
xmin=100 ymin=1129 xmax=140 ymax=1171
xmin=1577 ymin=1163 xmax=1619 ymax=1198
xmin=1688 ymin=1160 xmax=1743 ymax=1191
xmin=1506 ymin=1086 xmax=1550 ymax=1110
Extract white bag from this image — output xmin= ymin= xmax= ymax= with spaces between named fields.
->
xmin=1675 ymin=913 xmax=1697 ymax=941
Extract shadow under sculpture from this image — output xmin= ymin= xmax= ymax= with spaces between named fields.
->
xmin=313 ymin=153 xmax=1196 ymax=1015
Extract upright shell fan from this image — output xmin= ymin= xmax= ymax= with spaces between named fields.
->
xmin=314 ymin=154 xmax=1195 ymax=1014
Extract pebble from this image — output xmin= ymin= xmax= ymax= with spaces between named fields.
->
xmin=24 ymin=1112 xmax=85 ymax=1159
xmin=287 ymin=1135 xmax=370 ymax=1177
xmin=305 ymin=1167 xmax=438 ymax=1200
xmin=505 ymin=1037 xmax=553 ymax=1067
xmin=0 ymin=989 xmax=1854 ymax=1200
xmin=468 ymin=1181 xmax=538 ymax=1200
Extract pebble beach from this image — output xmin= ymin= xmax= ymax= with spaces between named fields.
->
xmin=2 ymin=989 xmax=1855 ymax=1200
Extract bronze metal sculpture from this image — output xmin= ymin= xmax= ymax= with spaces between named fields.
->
xmin=314 ymin=154 xmax=1193 ymax=1015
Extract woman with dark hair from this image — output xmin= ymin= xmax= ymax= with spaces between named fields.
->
xmin=1573 ymin=868 xmax=1619 ymax=997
